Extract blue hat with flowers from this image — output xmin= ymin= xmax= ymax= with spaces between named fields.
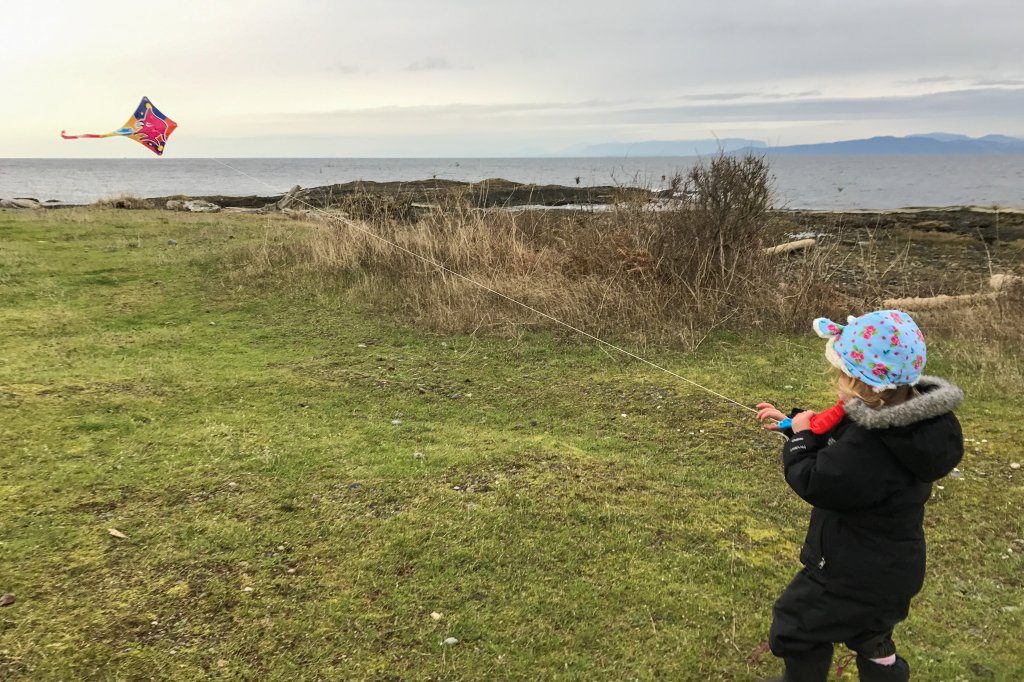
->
xmin=812 ymin=310 xmax=926 ymax=390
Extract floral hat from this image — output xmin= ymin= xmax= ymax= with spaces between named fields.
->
xmin=813 ymin=310 xmax=926 ymax=390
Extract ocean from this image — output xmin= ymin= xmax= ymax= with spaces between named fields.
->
xmin=1 ymin=155 xmax=1022 ymax=210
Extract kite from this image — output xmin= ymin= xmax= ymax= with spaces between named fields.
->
xmin=60 ymin=97 xmax=177 ymax=156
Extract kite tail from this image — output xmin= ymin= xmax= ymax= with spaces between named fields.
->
xmin=60 ymin=130 xmax=119 ymax=139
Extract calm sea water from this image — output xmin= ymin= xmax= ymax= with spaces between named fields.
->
xmin=1 ymin=156 xmax=1022 ymax=210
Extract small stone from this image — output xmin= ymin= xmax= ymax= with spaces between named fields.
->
xmin=430 ymin=611 xmax=443 ymax=621
xmin=241 ymin=587 xmax=254 ymax=592
xmin=358 ymin=343 xmax=367 ymax=348
xmin=949 ymin=468 xmax=963 ymax=479
xmin=620 ymin=413 xmax=627 ymax=418
xmin=1011 ymin=462 xmax=1021 ymax=470
xmin=347 ymin=482 xmax=363 ymax=492
xmin=784 ymin=385 xmax=794 ymax=390
xmin=277 ymin=545 xmax=285 ymax=551
xmin=390 ymin=419 xmax=402 ymax=426
xmin=0 ymin=593 xmax=15 ymax=607
xmin=228 ymin=481 xmax=238 ymax=487
xmin=167 ymin=239 xmax=178 ymax=246
xmin=413 ymin=451 xmax=425 ymax=460
xmin=443 ymin=637 xmax=459 ymax=646
xmin=286 ymin=568 xmax=297 ymax=575
xmin=217 ymin=659 xmax=228 ymax=668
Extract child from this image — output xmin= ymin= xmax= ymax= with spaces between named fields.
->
xmin=755 ymin=310 xmax=964 ymax=682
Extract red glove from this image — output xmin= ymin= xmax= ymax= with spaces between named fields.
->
xmin=809 ymin=401 xmax=845 ymax=435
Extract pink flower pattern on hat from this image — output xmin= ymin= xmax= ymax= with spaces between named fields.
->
xmin=813 ymin=310 xmax=926 ymax=389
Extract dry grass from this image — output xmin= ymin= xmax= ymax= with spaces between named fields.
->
xmin=233 ymin=154 xmax=1023 ymax=356
xmin=235 ymin=155 xmax=859 ymax=350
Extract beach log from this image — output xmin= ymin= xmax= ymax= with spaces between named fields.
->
xmin=277 ymin=185 xmax=302 ymax=211
xmin=883 ymin=292 xmax=1000 ymax=311
xmin=764 ymin=238 xmax=816 ymax=256
xmin=0 ymin=198 xmax=41 ymax=209
xmin=990 ymin=273 xmax=1024 ymax=291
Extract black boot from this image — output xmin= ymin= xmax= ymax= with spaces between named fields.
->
xmin=755 ymin=654 xmax=833 ymax=682
xmin=857 ymin=654 xmax=910 ymax=681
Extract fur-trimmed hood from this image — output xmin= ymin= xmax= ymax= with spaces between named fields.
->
xmin=844 ymin=376 xmax=963 ymax=429
xmin=844 ymin=375 xmax=964 ymax=482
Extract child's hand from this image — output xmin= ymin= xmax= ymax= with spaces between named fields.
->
xmin=791 ymin=410 xmax=816 ymax=433
xmin=756 ymin=403 xmax=786 ymax=431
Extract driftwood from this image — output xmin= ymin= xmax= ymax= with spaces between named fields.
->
xmin=0 ymin=198 xmax=41 ymax=209
xmin=277 ymin=185 xmax=302 ymax=210
xmin=884 ymin=274 xmax=1021 ymax=310
xmin=990 ymin=273 xmax=1024 ymax=291
xmin=764 ymin=238 xmax=815 ymax=256
xmin=883 ymin=292 xmax=1000 ymax=311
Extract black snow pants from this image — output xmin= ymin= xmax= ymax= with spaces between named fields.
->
xmin=769 ymin=569 xmax=911 ymax=680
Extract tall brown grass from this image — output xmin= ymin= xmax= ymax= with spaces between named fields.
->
xmin=232 ymin=153 xmax=1020 ymax=354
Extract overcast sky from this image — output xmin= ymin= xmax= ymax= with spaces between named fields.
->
xmin=2 ymin=0 xmax=1022 ymax=157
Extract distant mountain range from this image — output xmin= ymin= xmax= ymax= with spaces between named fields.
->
xmin=566 ymin=133 xmax=1024 ymax=157
xmin=564 ymin=138 xmax=766 ymax=157
xmin=742 ymin=133 xmax=1024 ymax=156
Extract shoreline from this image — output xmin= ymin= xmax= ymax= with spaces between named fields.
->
xmin=3 ymin=177 xmax=1023 ymax=240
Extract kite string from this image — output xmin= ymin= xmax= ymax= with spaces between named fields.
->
xmin=209 ymin=158 xmax=758 ymax=416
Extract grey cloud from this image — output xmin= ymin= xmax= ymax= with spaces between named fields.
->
xmin=900 ymin=76 xmax=959 ymax=85
xmin=619 ymin=88 xmax=1024 ymax=125
xmin=281 ymin=87 xmax=1024 ymax=127
xmin=675 ymin=90 xmax=823 ymax=103
xmin=405 ymin=57 xmax=453 ymax=72
xmin=974 ymin=78 xmax=1024 ymax=86
xmin=331 ymin=63 xmax=361 ymax=75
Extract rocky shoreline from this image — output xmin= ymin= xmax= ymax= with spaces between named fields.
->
xmin=3 ymin=177 xmax=1023 ymax=241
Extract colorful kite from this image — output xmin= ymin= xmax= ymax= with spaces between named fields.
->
xmin=61 ymin=97 xmax=177 ymax=156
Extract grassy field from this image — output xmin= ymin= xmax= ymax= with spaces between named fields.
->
xmin=1 ymin=208 xmax=1022 ymax=680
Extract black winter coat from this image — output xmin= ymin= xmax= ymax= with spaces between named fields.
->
xmin=782 ymin=376 xmax=964 ymax=603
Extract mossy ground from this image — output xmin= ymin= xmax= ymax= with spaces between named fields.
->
xmin=1 ymin=209 xmax=1021 ymax=680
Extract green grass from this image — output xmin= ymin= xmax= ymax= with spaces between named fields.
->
xmin=1 ymin=208 xmax=1022 ymax=680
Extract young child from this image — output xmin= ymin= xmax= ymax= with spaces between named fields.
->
xmin=755 ymin=310 xmax=964 ymax=682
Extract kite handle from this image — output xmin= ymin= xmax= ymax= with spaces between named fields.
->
xmin=776 ymin=417 xmax=792 ymax=430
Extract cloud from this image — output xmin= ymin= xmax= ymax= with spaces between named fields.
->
xmin=619 ymin=87 xmax=1024 ymax=125
xmin=330 ymin=63 xmax=361 ymax=75
xmin=279 ymin=87 xmax=1024 ymax=128
xmin=675 ymin=90 xmax=822 ymax=102
xmin=899 ymin=75 xmax=959 ymax=85
xmin=404 ymin=57 xmax=453 ymax=72
xmin=973 ymin=78 xmax=1024 ymax=86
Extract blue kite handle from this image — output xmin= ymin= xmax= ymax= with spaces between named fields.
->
xmin=777 ymin=417 xmax=792 ymax=430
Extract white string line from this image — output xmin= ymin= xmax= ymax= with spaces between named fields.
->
xmin=210 ymin=158 xmax=758 ymax=415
